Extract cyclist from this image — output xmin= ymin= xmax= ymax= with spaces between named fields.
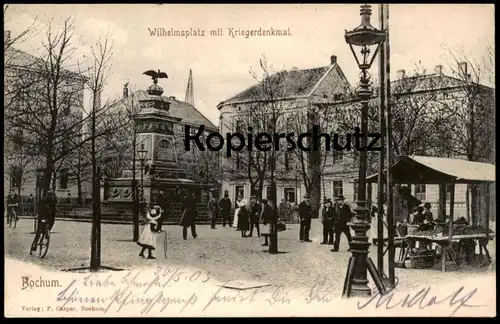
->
xmin=6 ymin=189 xmax=19 ymax=224
xmin=30 ymin=192 xmax=56 ymax=253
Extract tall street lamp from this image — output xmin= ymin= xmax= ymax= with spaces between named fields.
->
xmin=342 ymin=4 xmax=387 ymax=298
xmin=138 ymin=143 xmax=148 ymax=215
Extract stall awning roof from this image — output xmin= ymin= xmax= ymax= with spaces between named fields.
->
xmin=366 ymin=155 xmax=496 ymax=184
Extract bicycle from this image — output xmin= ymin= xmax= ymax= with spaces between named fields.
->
xmin=30 ymin=217 xmax=50 ymax=259
xmin=7 ymin=204 xmax=18 ymax=229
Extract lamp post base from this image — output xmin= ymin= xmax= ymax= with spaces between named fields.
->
xmin=342 ymin=201 xmax=387 ymax=298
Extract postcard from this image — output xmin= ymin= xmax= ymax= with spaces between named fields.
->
xmin=4 ymin=3 xmax=496 ymax=317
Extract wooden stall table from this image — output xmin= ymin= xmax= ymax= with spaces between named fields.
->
xmin=403 ymin=232 xmax=495 ymax=272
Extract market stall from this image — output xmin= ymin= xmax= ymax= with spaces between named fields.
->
xmin=367 ymin=155 xmax=495 ymax=272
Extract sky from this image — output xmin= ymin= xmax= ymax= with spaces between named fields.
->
xmin=5 ymin=4 xmax=495 ymax=126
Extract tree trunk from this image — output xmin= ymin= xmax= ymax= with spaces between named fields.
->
xmin=470 ymin=183 xmax=480 ymax=225
xmin=466 ymin=184 xmax=471 ymax=223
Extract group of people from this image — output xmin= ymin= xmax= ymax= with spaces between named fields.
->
xmin=300 ymin=194 xmax=353 ymax=252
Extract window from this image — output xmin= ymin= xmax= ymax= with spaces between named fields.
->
xmin=414 ymin=184 xmax=426 ymax=201
xmin=13 ymin=129 xmax=23 ymax=152
xmin=235 ymin=186 xmax=244 ymax=200
xmin=59 ymin=169 xmax=69 ymax=190
xmin=236 ymin=120 xmax=243 ymax=133
xmin=266 ymin=186 xmax=273 ymax=201
xmin=190 ymin=127 xmax=198 ymax=135
xmin=284 ymin=151 xmax=293 ymax=170
xmin=333 ymin=181 xmax=343 ymax=198
xmin=445 ymin=184 xmax=454 ymax=201
xmin=284 ymin=188 xmax=296 ymax=203
xmin=332 ymin=150 xmax=343 ymax=164
xmin=353 ymin=180 xmax=369 ymax=201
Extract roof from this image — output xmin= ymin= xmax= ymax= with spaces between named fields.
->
xmin=391 ymin=73 xmax=493 ymax=93
xmin=118 ymin=90 xmax=217 ymax=130
xmin=221 ymin=66 xmax=331 ymax=105
xmin=366 ymin=155 xmax=495 ymax=184
xmin=5 ymin=47 xmax=86 ymax=80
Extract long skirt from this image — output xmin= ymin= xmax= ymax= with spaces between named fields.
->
xmin=233 ymin=208 xmax=240 ymax=228
xmin=137 ymin=223 xmax=156 ymax=250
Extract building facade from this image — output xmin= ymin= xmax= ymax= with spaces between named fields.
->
xmin=218 ymin=56 xmax=495 ymax=220
xmin=4 ymin=31 xmax=86 ymax=201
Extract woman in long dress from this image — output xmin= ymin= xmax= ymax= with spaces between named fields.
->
xmin=233 ymin=196 xmax=242 ymax=230
xmin=237 ymin=199 xmax=250 ymax=237
xmin=137 ymin=208 xmax=162 ymax=259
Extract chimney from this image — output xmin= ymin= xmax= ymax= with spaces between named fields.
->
xmin=434 ymin=65 xmax=443 ymax=75
xmin=459 ymin=62 xmax=467 ymax=79
xmin=123 ymin=83 xmax=129 ymax=98
xmin=330 ymin=55 xmax=337 ymax=65
xmin=396 ymin=69 xmax=406 ymax=79
xmin=4 ymin=30 xmax=11 ymax=44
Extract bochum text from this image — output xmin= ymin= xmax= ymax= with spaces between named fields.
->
xmin=185 ymin=125 xmax=381 ymax=158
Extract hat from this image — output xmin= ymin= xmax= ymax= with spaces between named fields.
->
xmin=336 ymin=195 xmax=345 ymax=201
xmin=303 ymin=194 xmax=310 ymax=199
xmin=238 ymin=199 xmax=248 ymax=207
xmin=147 ymin=208 xmax=161 ymax=220
xmin=325 ymin=198 xmax=332 ymax=204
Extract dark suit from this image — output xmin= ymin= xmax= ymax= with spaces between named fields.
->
xmin=298 ymin=201 xmax=312 ymax=241
xmin=250 ymin=202 xmax=261 ymax=236
xmin=208 ymin=199 xmax=218 ymax=229
xmin=181 ymin=195 xmax=197 ymax=239
xmin=321 ymin=206 xmax=335 ymax=244
xmin=219 ymin=197 xmax=232 ymax=227
xmin=333 ymin=202 xmax=352 ymax=251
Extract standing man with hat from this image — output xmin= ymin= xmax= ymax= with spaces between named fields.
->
xmin=321 ymin=198 xmax=335 ymax=245
xmin=219 ymin=190 xmax=232 ymax=227
xmin=298 ymin=193 xmax=313 ymax=242
xmin=249 ymin=195 xmax=261 ymax=237
xmin=331 ymin=195 xmax=352 ymax=252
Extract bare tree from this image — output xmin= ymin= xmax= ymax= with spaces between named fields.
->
xmin=222 ymin=56 xmax=302 ymax=200
xmin=438 ymin=49 xmax=495 ymax=225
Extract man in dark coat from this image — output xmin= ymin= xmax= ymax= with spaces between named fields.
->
xmin=25 ymin=194 xmax=35 ymax=216
xmin=156 ymin=190 xmax=168 ymax=232
xmin=181 ymin=191 xmax=198 ymax=240
xmin=321 ymin=198 xmax=335 ymax=245
xmin=298 ymin=194 xmax=313 ymax=242
xmin=219 ymin=190 xmax=232 ymax=227
xmin=331 ymin=195 xmax=352 ymax=252
xmin=208 ymin=193 xmax=219 ymax=229
xmin=31 ymin=195 xmax=51 ymax=253
xmin=249 ymin=195 xmax=261 ymax=237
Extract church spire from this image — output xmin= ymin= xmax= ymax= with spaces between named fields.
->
xmin=184 ymin=69 xmax=194 ymax=105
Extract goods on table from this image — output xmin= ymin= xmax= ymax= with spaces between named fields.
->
xmin=409 ymin=247 xmax=437 ymax=269
xmin=408 ymin=223 xmax=494 ymax=237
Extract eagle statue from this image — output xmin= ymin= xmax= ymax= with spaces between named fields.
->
xmin=143 ymin=69 xmax=168 ymax=85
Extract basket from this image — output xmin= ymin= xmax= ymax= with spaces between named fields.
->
xmin=409 ymin=249 xmax=437 ymax=269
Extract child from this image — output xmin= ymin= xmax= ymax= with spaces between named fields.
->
xmin=137 ymin=208 xmax=162 ymax=259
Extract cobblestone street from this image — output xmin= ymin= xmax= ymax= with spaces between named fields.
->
xmin=4 ymin=218 xmax=496 ymax=295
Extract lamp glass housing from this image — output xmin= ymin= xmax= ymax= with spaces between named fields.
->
xmin=137 ymin=143 xmax=148 ymax=161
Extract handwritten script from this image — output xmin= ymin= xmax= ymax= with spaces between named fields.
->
xmin=52 ymin=268 xmax=489 ymax=316
xmin=357 ymin=278 xmax=485 ymax=317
